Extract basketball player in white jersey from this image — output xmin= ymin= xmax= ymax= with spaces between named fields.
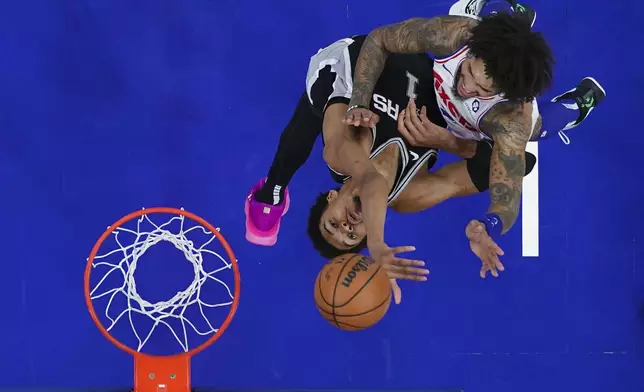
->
xmin=343 ymin=6 xmax=606 ymax=277
xmin=245 ymin=0 xmax=605 ymax=282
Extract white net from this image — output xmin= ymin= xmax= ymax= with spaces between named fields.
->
xmin=87 ymin=208 xmax=236 ymax=353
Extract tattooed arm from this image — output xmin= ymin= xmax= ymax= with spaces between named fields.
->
xmin=479 ymin=102 xmax=534 ymax=234
xmin=349 ymin=16 xmax=477 ymax=109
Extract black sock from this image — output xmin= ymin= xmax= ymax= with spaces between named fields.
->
xmin=255 ymin=182 xmax=286 ymax=205
xmin=253 ymin=93 xmax=322 ymax=205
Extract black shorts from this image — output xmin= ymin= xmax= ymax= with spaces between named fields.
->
xmin=305 ymin=37 xmax=364 ymax=117
xmin=466 ymin=140 xmax=537 ymax=192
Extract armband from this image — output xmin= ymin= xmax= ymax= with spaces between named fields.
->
xmin=479 ymin=213 xmax=503 ymax=239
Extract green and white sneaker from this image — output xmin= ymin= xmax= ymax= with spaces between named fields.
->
xmin=552 ymin=77 xmax=607 ymax=144
xmin=449 ymin=0 xmax=487 ymax=18
xmin=507 ymin=0 xmax=537 ymax=27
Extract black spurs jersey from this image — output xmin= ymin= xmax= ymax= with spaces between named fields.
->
xmin=305 ymin=35 xmax=446 ymax=204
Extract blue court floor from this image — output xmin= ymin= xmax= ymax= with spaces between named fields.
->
xmin=1 ymin=1 xmax=643 ymax=391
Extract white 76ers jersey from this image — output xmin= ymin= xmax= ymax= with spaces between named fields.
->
xmin=433 ymin=47 xmax=505 ymax=141
xmin=432 ymin=46 xmax=541 ymax=141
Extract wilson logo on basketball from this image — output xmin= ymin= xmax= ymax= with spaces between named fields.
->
xmin=341 ymin=256 xmax=375 ymax=288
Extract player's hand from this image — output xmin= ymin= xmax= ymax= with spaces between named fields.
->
xmin=398 ymin=98 xmax=455 ymax=149
xmin=390 ymin=279 xmax=402 ymax=305
xmin=342 ymin=106 xmax=380 ymax=128
xmin=465 ymin=220 xmax=505 ymax=278
xmin=367 ymin=242 xmax=429 ymax=282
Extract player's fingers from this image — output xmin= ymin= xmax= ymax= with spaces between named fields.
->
xmin=392 ymin=259 xmax=427 ymax=270
xmin=383 ymin=260 xmax=427 ymax=272
xmin=390 ymin=245 xmax=416 ymax=255
xmin=385 ymin=264 xmax=429 ymax=279
xmin=367 ymin=112 xmax=380 ymax=128
xmin=482 ymin=256 xmax=500 ymax=278
xmin=398 ymin=110 xmax=408 ymax=133
xmin=360 ymin=110 xmax=372 ymax=124
xmin=409 ymin=105 xmax=424 ymax=129
xmin=482 ymin=237 xmax=504 ymax=256
xmin=352 ymin=112 xmax=364 ymax=127
xmin=342 ymin=110 xmax=356 ymax=124
xmin=383 ymin=260 xmax=429 ymax=273
xmin=390 ymin=279 xmax=402 ymax=305
xmin=398 ymin=110 xmax=417 ymax=143
xmin=402 ymin=115 xmax=424 ymax=144
xmin=420 ymin=105 xmax=428 ymax=121
xmin=408 ymin=98 xmax=417 ymax=111
xmin=398 ymin=120 xmax=418 ymax=146
xmin=402 ymin=108 xmax=418 ymax=131
xmin=489 ymin=253 xmax=504 ymax=271
xmin=491 ymin=241 xmax=505 ymax=256
xmin=346 ymin=110 xmax=364 ymax=127
xmin=481 ymin=262 xmax=498 ymax=278
xmin=386 ymin=270 xmax=428 ymax=282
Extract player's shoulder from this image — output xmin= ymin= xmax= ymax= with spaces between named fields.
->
xmin=485 ymin=101 xmax=534 ymax=119
xmin=480 ymin=101 xmax=534 ymax=140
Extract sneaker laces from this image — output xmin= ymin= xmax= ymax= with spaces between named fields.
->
xmin=557 ymin=101 xmax=579 ymax=145
xmin=513 ymin=3 xmax=526 ymax=12
xmin=558 ymin=130 xmax=571 ymax=145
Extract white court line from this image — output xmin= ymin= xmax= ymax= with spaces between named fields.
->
xmin=522 ymin=141 xmax=539 ymax=257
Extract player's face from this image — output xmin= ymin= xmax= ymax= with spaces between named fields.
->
xmin=319 ymin=190 xmax=367 ymax=250
xmin=454 ymin=57 xmax=497 ymax=99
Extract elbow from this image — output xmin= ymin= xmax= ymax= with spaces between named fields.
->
xmin=365 ymin=28 xmax=387 ymax=52
xmin=322 ymin=145 xmax=335 ymax=165
xmin=366 ymin=28 xmax=381 ymax=42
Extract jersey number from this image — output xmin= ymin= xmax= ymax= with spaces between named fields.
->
xmin=372 ymin=71 xmax=419 ymax=121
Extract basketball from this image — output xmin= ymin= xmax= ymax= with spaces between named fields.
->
xmin=314 ymin=253 xmax=392 ymax=331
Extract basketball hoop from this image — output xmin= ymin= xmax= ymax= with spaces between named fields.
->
xmin=84 ymin=207 xmax=240 ymax=392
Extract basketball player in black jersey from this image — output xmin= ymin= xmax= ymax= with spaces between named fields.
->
xmin=245 ymin=35 xmax=457 ymax=283
xmin=245 ymin=34 xmax=517 ymax=288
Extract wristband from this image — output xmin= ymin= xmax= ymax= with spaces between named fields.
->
xmin=479 ymin=213 xmax=503 ymax=239
xmin=347 ymin=104 xmax=369 ymax=112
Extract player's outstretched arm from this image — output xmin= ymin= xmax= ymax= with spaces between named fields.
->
xmin=356 ymin=167 xmax=428 ymax=283
xmin=463 ymin=103 xmax=531 ymax=278
xmin=479 ymin=102 xmax=533 ymax=234
xmin=356 ymin=167 xmax=389 ymax=247
xmin=348 ymin=16 xmax=477 ymax=110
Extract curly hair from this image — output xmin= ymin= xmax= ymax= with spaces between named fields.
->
xmin=466 ymin=12 xmax=555 ymax=102
xmin=307 ymin=191 xmax=367 ymax=259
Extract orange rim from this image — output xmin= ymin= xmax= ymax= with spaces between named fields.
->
xmin=84 ymin=207 xmax=240 ymax=358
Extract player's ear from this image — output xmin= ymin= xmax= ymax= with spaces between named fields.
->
xmin=326 ymin=190 xmax=339 ymax=202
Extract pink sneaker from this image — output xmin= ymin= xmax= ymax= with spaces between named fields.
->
xmin=244 ymin=178 xmax=290 ymax=246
